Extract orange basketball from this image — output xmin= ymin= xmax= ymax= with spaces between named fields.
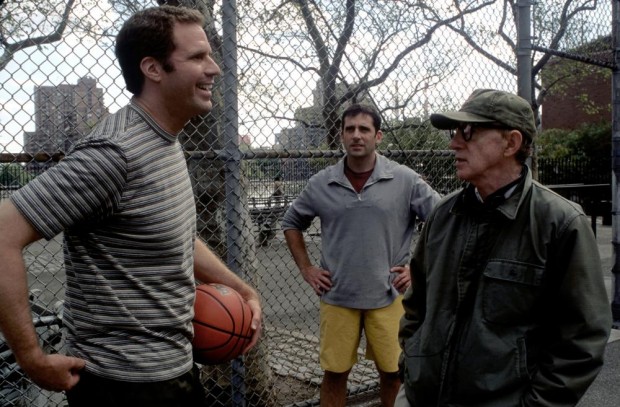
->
xmin=192 ymin=283 xmax=253 ymax=365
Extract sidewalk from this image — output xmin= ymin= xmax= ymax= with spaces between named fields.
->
xmin=576 ymin=220 xmax=619 ymax=407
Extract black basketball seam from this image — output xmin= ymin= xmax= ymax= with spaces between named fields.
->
xmin=193 ymin=320 xmax=253 ymax=340
xmin=196 ymin=335 xmax=246 ymax=355
xmin=192 ymin=285 xmax=253 ymax=362
xmin=196 ymin=288 xmax=238 ymax=331
xmin=231 ymin=289 xmax=253 ymax=339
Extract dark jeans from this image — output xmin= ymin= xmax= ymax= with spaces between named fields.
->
xmin=66 ymin=365 xmax=207 ymax=407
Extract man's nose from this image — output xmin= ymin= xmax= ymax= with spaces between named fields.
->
xmin=449 ymin=134 xmax=463 ymax=149
xmin=206 ymin=59 xmax=221 ymax=77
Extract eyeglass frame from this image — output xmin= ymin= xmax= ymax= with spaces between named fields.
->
xmin=448 ymin=122 xmax=512 ymax=142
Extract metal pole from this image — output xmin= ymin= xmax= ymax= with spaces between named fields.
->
xmin=516 ymin=0 xmax=532 ymax=102
xmin=222 ymin=1 xmax=242 ymax=273
xmin=611 ymin=0 xmax=620 ymax=326
xmin=222 ymin=0 xmax=246 ymax=404
xmin=516 ymin=0 xmax=533 ymax=170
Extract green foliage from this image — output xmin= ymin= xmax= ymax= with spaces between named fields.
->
xmin=536 ymin=128 xmax=578 ymax=159
xmin=542 ymin=58 xmax=611 ymax=115
xmin=0 ymin=164 xmax=35 ymax=187
xmin=308 ymin=155 xmax=339 ymax=174
xmin=382 ymin=118 xmax=450 ymax=151
xmin=537 ymin=121 xmax=611 ymax=160
xmin=243 ymin=158 xmax=282 ymax=179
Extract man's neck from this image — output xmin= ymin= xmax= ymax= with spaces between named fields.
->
xmin=346 ymin=153 xmax=377 ymax=173
xmin=475 ymin=164 xmax=525 ymax=201
xmin=132 ymin=96 xmax=185 ymax=135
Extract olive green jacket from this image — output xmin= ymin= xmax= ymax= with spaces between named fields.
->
xmin=399 ymin=169 xmax=611 ymax=406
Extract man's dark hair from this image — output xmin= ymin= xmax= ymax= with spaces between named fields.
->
xmin=115 ymin=6 xmax=204 ymax=96
xmin=341 ymin=104 xmax=381 ymax=132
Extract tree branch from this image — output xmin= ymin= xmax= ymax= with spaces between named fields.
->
xmin=532 ymin=0 xmax=597 ymax=75
xmin=330 ymin=0 xmax=356 ymax=73
xmin=1 ymin=0 xmax=76 ymax=71
xmin=294 ymin=0 xmax=330 ymax=73
xmin=239 ymin=44 xmax=320 ymax=74
xmin=446 ymin=1 xmax=517 ymax=77
xmin=361 ymin=0 xmax=497 ymax=89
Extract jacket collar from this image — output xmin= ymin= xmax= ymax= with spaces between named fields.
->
xmin=452 ymin=166 xmax=532 ymax=220
xmin=328 ymin=153 xmax=395 ymax=185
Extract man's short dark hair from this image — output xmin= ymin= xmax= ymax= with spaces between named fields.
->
xmin=115 ymin=6 xmax=205 ymax=96
xmin=341 ymin=104 xmax=381 ymax=132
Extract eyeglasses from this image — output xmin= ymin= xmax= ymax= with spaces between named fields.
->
xmin=448 ymin=123 xmax=511 ymax=142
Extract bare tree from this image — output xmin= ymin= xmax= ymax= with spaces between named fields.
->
xmin=444 ymin=0 xmax=609 ymax=121
xmin=238 ymin=0 xmax=495 ymax=148
xmin=0 ymin=0 xmax=76 ymax=71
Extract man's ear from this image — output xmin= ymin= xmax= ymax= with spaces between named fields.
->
xmin=140 ymin=56 xmax=163 ymax=84
xmin=504 ymin=130 xmax=523 ymax=157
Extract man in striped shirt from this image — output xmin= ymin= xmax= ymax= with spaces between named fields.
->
xmin=0 ymin=6 xmax=262 ymax=406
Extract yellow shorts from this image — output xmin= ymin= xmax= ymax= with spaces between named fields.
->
xmin=319 ymin=297 xmax=403 ymax=373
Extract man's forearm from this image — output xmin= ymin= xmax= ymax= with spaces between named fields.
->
xmin=193 ymin=238 xmax=259 ymax=301
xmin=0 ymin=255 xmax=44 ymax=367
xmin=283 ymin=229 xmax=312 ymax=271
xmin=0 ymin=202 xmax=45 ymax=369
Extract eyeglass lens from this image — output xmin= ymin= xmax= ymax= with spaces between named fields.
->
xmin=449 ymin=124 xmax=473 ymax=141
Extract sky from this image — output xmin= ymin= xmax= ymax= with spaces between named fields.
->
xmin=0 ymin=0 xmax=612 ymax=153
xmin=0 ymin=1 xmax=131 ymax=153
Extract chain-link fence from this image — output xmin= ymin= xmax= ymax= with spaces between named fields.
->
xmin=0 ymin=0 xmax=614 ymax=406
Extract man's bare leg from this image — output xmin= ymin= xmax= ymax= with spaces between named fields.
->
xmin=320 ymin=370 xmax=350 ymax=407
xmin=378 ymin=369 xmax=400 ymax=407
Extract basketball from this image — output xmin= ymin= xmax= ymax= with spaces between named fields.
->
xmin=192 ymin=283 xmax=254 ymax=365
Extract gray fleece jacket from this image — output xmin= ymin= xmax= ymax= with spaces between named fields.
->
xmin=282 ymin=154 xmax=440 ymax=309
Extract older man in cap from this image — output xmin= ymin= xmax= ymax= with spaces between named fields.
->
xmin=396 ymin=89 xmax=611 ymax=407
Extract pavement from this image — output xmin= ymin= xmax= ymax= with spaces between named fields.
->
xmin=576 ymin=219 xmax=620 ymax=407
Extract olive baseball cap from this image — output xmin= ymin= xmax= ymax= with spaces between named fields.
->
xmin=430 ymin=89 xmax=537 ymax=141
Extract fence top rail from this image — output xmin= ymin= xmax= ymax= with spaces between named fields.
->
xmin=1 ymin=150 xmax=456 ymax=163
xmin=0 ymin=153 xmax=65 ymax=163
xmin=189 ymin=149 xmax=455 ymax=160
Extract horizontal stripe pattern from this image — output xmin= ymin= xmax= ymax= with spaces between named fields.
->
xmin=12 ymin=103 xmax=197 ymax=382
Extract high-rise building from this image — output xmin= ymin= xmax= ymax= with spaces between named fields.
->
xmin=273 ymin=81 xmax=374 ymax=179
xmin=23 ymin=77 xmax=109 ymax=155
xmin=274 ymin=81 xmax=374 ymax=150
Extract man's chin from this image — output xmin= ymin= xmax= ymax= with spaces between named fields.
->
xmin=189 ymin=104 xmax=213 ymax=118
xmin=199 ymin=102 xmax=213 ymax=114
xmin=456 ymin=170 xmax=470 ymax=182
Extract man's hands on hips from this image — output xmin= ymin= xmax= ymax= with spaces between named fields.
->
xmin=390 ymin=264 xmax=411 ymax=293
xmin=301 ymin=265 xmax=332 ymax=296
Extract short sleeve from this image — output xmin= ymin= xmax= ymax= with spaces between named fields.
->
xmin=10 ymin=140 xmax=127 ymax=239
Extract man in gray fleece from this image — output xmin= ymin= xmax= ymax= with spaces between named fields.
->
xmin=282 ymin=103 xmax=440 ymax=407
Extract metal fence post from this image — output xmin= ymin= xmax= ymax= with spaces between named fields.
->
xmin=222 ymin=0 xmax=246 ymax=404
xmin=611 ymin=0 xmax=620 ymax=326
xmin=516 ymin=0 xmax=533 ymax=173
xmin=516 ymin=0 xmax=532 ymax=103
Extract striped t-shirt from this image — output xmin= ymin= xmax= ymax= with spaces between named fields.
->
xmin=11 ymin=102 xmax=197 ymax=382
